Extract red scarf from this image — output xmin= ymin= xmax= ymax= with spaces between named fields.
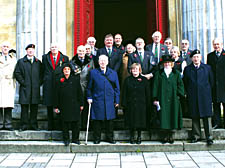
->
xmin=50 ymin=52 xmax=60 ymax=70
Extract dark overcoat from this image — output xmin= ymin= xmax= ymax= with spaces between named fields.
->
xmin=86 ymin=67 xmax=120 ymax=120
xmin=54 ymin=75 xmax=83 ymax=122
xmin=95 ymin=47 xmax=122 ymax=73
xmin=127 ymin=51 xmax=156 ymax=74
xmin=152 ymin=69 xmax=184 ymax=129
xmin=207 ymin=49 xmax=225 ymax=103
xmin=42 ymin=51 xmax=69 ymax=106
xmin=122 ymin=75 xmax=150 ymax=128
xmin=183 ymin=63 xmax=214 ymax=118
xmin=14 ymin=56 xmax=43 ymax=104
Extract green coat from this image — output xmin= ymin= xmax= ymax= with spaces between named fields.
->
xmin=152 ymin=69 xmax=185 ymax=130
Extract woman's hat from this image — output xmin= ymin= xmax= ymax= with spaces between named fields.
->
xmin=160 ymin=54 xmax=175 ymax=63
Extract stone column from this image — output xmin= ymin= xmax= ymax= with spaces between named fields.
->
xmin=16 ymin=0 xmax=67 ymax=60
xmin=182 ymin=0 xmax=225 ymax=62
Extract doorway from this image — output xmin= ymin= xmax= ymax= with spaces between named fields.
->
xmin=94 ymin=0 xmax=148 ymax=48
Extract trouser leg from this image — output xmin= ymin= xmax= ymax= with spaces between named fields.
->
xmin=71 ymin=121 xmax=80 ymax=142
xmin=62 ymin=121 xmax=69 ymax=141
xmin=212 ymin=102 xmax=221 ymax=127
xmin=4 ymin=108 xmax=13 ymax=129
xmin=203 ymin=117 xmax=212 ymax=140
xmin=92 ymin=120 xmax=101 ymax=141
xmin=0 ymin=108 xmax=4 ymax=129
xmin=21 ymin=104 xmax=29 ymax=128
xmin=30 ymin=104 xmax=38 ymax=129
xmin=223 ymin=103 xmax=225 ymax=128
xmin=47 ymin=106 xmax=54 ymax=130
xmin=105 ymin=120 xmax=114 ymax=140
xmin=192 ymin=117 xmax=201 ymax=139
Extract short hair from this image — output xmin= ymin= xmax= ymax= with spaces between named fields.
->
xmin=114 ymin=33 xmax=122 ymax=38
xmin=152 ymin=31 xmax=162 ymax=38
xmin=1 ymin=41 xmax=11 ymax=47
xmin=135 ymin=37 xmax=145 ymax=44
xmin=181 ymin=39 xmax=189 ymax=44
xmin=130 ymin=63 xmax=142 ymax=74
xmin=85 ymin=44 xmax=91 ymax=49
xmin=87 ymin=36 xmax=96 ymax=43
xmin=50 ymin=42 xmax=59 ymax=48
xmin=212 ymin=38 xmax=223 ymax=44
xmin=171 ymin=46 xmax=180 ymax=56
xmin=125 ymin=43 xmax=135 ymax=53
xmin=77 ymin=45 xmax=86 ymax=52
xmin=98 ymin=55 xmax=108 ymax=62
xmin=104 ymin=34 xmax=114 ymax=40
xmin=164 ymin=37 xmax=173 ymax=43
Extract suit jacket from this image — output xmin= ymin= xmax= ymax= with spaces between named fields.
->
xmin=42 ymin=51 xmax=69 ymax=106
xmin=127 ymin=50 xmax=155 ymax=75
xmin=207 ymin=49 xmax=225 ymax=102
xmin=95 ymin=47 xmax=122 ymax=73
xmin=180 ymin=49 xmax=192 ymax=65
xmin=146 ymin=43 xmax=168 ymax=62
xmin=183 ymin=63 xmax=213 ymax=118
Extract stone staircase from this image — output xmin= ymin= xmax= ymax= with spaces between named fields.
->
xmin=4 ymin=104 xmax=225 ymax=153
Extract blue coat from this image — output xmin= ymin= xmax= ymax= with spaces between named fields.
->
xmin=86 ymin=68 xmax=120 ymax=120
xmin=183 ymin=63 xmax=214 ymax=118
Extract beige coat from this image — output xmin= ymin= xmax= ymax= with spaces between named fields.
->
xmin=0 ymin=52 xmax=17 ymax=108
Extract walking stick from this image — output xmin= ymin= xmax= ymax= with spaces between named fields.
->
xmin=85 ymin=103 xmax=91 ymax=145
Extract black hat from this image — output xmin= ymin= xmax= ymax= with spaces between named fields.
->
xmin=190 ymin=49 xmax=200 ymax=58
xmin=160 ymin=54 xmax=175 ymax=63
xmin=25 ymin=44 xmax=35 ymax=50
xmin=62 ymin=63 xmax=72 ymax=72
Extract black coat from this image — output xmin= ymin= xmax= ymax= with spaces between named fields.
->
xmin=128 ymin=51 xmax=155 ymax=74
xmin=42 ymin=51 xmax=69 ymax=106
xmin=14 ymin=56 xmax=43 ymax=104
xmin=54 ymin=75 xmax=83 ymax=122
xmin=207 ymin=49 xmax=225 ymax=103
xmin=122 ymin=75 xmax=150 ymax=128
xmin=95 ymin=47 xmax=122 ymax=73
xmin=183 ymin=63 xmax=214 ymax=118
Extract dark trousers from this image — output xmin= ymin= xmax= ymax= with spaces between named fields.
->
xmin=92 ymin=120 xmax=114 ymax=141
xmin=192 ymin=117 xmax=212 ymax=140
xmin=47 ymin=106 xmax=54 ymax=130
xmin=21 ymin=104 xmax=38 ymax=129
xmin=62 ymin=121 xmax=80 ymax=142
xmin=80 ymin=102 xmax=89 ymax=130
xmin=0 ymin=108 xmax=13 ymax=129
xmin=212 ymin=102 xmax=225 ymax=127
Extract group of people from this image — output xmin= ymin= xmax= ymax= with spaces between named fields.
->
xmin=0 ymin=30 xmax=224 ymax=146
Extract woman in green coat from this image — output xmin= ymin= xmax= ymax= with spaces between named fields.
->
xmin=152 ymin=55 xmax=185 ymax=144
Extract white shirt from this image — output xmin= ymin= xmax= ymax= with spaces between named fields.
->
xmin=164 ymin=67 xmax=172 ymax=78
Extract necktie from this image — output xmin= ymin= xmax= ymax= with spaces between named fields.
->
xmin=183 ymin=52 xmax=187 ymax=58
xmin=217 ymin=51 xmax=220 ymax=57
xmin=139 ymin=52 xmax=143 ymax=62
xmin=155 ymin=44 xmax=158 ymax=58
xmin=54 ymin=57 xmax=56 ymax=64
xmin=5 ymin=56 xmax=7 ymax=61
xmin=108 ymin=48 xmax=112 ymax=57
xmin=30 ymin=57 xmax=33 ymax=64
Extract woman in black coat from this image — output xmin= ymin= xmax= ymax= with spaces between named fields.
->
xmin=122 ymin=63 xmax=150 ymax=144
xmin=54 ymin=63 xmax=83 ymax=146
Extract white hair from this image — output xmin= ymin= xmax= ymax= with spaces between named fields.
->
xmin=77 ymin=45 xmax=86 ymax=52
xmin=87 ymin=37 xmax=96 ymax=42
xmin=1 ymin=41 xmax=11 ymax=47
xmin=213 ymin=38 xmax=223 ymax=44
xmin=152 ymin=31 xmax=162 ymax=38
xmin=50 ymin=42 xmax=59 ymax=48
xmin=135 ymin=38 xmax=145 ymax=44
xmin=85 ymin=44 xmax=91 ymax=49
xmin=98 ymin=55 xmax=108 ymax=61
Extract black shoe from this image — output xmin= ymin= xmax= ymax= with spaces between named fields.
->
xmin=207 ymin=139 xmax=214 ymax=145
xmin=168 ymin=137 xmax=174 ymax=144
xmin=136 ymin=137 xmax=141 ymax=144
xmin=5 ymin=127 xmax=14 ymax=131
xmin=161 ymin=137 xmax=168 ymax=144
xmin=106 ymin=139 xmax=116 ymax=144
xmin=72 ymin=140 xmax=80 ymax=145
xmin=190 ymin=137 xmax=199 ymax=143
xmin=19 ymin=126 xmax=28 ymax=131
xmin=64 ymin=140 xmax=70 ymax=146
xmin=130 ymin=137 xmax=135 ymax=144
xmin=30 ymin=126 xmax=39 ymax=131
xmin=93 ymin=140 xmax=100 ymax=144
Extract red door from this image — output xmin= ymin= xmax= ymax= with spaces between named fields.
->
xmin=74 ymin=0 xmax=94 ymax=54
xmin=147 ymin=0 xmax=168 ymax=43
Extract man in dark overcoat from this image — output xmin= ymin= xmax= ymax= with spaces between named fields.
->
xmin=207 ymin=38 xmax=225 ymax=129
xmin=95 ymin=34 xmax=122 ymax=73
xmin=87 ymin=55 xmax=120 ymax=144
xmin=42 ymin=43 xmax=69 ymax=130
xmin=183 ymin=49 xmax=214 ymax=145
xmin=14 ymin=44 xmax=43 ymax=130
xmin=146 ymin=31 xmax=169 ymax=64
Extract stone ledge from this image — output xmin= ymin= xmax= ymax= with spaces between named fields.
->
xmin=0 ymin=140 xmax=224 ymax=153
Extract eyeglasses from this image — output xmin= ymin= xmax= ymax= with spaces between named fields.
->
xmin=182 ymin=43 xmax=188 ymax=45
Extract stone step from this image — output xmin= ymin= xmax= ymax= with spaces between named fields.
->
xmin=0 ymin=140 xmax=225 ymax=153
xmin=0 ymin=129 xmax=225 ymax=141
